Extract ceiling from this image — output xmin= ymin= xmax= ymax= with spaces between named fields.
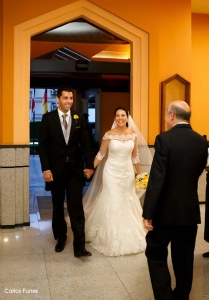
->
xmin=31 ymin=1 xmax=209 ymax=62
xmin=31 ymin=18 xmax=130 ymax=61
xmin=30 ymin=1 xmax=209 ymax=89
xmin=30 ymin=18 xmax=131 ymax=89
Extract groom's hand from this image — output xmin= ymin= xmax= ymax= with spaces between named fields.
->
xmin=43 ymin=170 xmax=53 ymax=182
xmin=83 ymin=169 xmax=94 ymax=179
xmin=143 ymin=219 xmax=153 ymax=231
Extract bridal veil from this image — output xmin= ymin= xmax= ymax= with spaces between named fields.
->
xmin=83 ymin=115 xmax=153 ymax=216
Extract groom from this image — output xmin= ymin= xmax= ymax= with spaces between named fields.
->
xmin=38 ymin=85 xmax=94 ymax=257
xmin=143 ymin=101 xmax=208 ymax=300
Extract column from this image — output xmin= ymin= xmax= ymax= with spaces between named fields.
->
xmin=0 ymin=145 xmax=30 ymax=228
xmin=95 ymin=92 xmax=101 ymax=142
xmin=80 ymin=98 xmax=89 ymax=114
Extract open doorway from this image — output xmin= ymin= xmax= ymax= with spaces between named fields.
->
xmin=14 ymin=0 xmax=148 ymax=224
xmin=29 ymin=16 xmax=132 ymax=217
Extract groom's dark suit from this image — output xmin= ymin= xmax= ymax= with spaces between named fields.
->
xmin=39 ymin=109 xmax=94 ymax=251
xmin=143 ymin=124 xmax=208 ymax=300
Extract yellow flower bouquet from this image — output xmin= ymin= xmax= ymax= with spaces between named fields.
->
xmin=135 ymin=172 xmax=149 ymax=191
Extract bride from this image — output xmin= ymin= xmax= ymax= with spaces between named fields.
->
xmin=83 ymin=106 xmax=153 ymax=256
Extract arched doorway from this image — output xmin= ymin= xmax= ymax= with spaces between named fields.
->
xmin=6 ymin=0 xmax=149 ymax=226
xmin=13 ymin=0 xmax=148 ymax=144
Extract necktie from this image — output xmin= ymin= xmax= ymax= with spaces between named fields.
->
xmin=62 ymin=114 xmax=68 ymax=130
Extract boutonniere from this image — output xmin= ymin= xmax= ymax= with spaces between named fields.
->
xmin=73 ymin=114 xmax=79 ymax=123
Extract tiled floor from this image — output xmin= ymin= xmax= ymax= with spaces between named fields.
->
xmin=0 ymin=156 xmax=209 ymax=299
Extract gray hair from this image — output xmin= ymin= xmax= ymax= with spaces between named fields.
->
xmin=168 ymin=104 xmax=191 ymax=121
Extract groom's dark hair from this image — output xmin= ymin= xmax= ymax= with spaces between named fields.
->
xmin=57 ymin=86 xmax=74 ymax=98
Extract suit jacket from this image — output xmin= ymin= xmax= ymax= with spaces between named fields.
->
xmin=204 ymin=171 xmax=209 ymax=241
xmin=143 ymin=124 xmax=208 ymax=226
xmin=38 ymin=109 xmax=94 ymax=188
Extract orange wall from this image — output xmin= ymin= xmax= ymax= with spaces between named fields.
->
xmin=1 ymin=0 xmax=193 ymax=144
xmin=90 ymin=0 xmax=160 ymax=143
xmin=159 ymin=0 xmax=191 ymax=82
xmin=1 ymin=0 xmax=75 ymax=144
xmin=192 ymin=13 xmax=209 ymax=138
xmin=158 ymin=0 xmax=192 ymax=137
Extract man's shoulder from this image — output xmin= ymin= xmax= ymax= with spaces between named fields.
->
xmin=71 ymin=110 xmax=83 ymax=117
xmin=156 ymin=130 xmax=170 ymax=140
xmin=41 ymin=110 xmax=58 ymax=123
xmin=157 ymin=125 xmax=208 ymax=146
xmin=44 ymin=110 xmax=58 ymax=117
xmin=157 ymin=124 xmax=190 ymax=137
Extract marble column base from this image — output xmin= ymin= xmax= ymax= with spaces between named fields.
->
xmin=0 ymin=145 xmax=30 ymax=228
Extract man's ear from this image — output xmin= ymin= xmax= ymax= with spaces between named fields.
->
xmin=170 ymin=111 xmax=175 ymax=120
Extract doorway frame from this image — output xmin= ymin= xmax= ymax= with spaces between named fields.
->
xmin=14 ymin=0 xmax=148 ymax=143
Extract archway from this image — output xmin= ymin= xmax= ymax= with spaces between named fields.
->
xmin=13 ymin=0 xmax=148 ymax=144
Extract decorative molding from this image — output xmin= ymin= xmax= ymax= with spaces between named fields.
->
xmin=14 ymin=0 xmax=149 ymax=143
xmin=161 ymin=74 xmax=190 ymax=132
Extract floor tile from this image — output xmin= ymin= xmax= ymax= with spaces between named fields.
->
xmin=0 ymin=155 xmax=207 ymax=299
xmin=49 ymin=274 xmax=131 ymax=300
xmin=0 ymin=279 xmax=51 ymax=300
xmin=190 ymin=267 xmax=209 ymax=300
xmin=0 ymin=254 xmax=47 ymax=281
xmin=118 ymin=270 xmax=154 ymax=300
xmin=0 ymin=234 xmax=43 ymax=255
xmin=107 ymin=252 xmax=147 ymax=274
xmin=45 ymin=251 xmax=116 ymax=279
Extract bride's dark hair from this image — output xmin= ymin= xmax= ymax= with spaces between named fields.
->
xmin=114 ymin=106 xmax=129 ymax=117
xmin=114 ymin=106 xmax=129 ymax=127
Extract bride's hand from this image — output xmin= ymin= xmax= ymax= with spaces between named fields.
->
xmin=83 ymin=169 xmax=94 ymax=179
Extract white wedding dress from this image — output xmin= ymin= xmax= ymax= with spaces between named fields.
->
xmin=84 ymin=132 xmax=147 ymax=256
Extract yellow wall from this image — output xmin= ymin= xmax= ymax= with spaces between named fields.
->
xmin=0 ymin=0 xmax=194 ymax=144
xmin=158 ymin=0 xmax=192 ymax=137
xmin=90 ymin=0 xmax=160 ymax=143
xmin=159 ymin=0 xmax=191 ymax=82
xmin=192 ymin=13 xmax=209 ymax=138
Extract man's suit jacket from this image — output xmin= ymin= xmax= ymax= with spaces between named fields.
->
xmin=38 ymin=109 xmax=94 ymax=187
xmin=143 ymin=124 xmax=208 ymax=226
xmin=204 ymin=171 xmax=209 ymax=241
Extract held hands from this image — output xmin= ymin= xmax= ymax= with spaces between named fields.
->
xmin=83 ymin=169 xmax=94 ymax=179
xmin=43 ymin=170 xmax=53 ymax=182
xmin=143 ymin=219 xmax=153 ymax=231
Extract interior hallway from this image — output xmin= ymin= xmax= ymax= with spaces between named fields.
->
xmin=0 ymin=155 xmax=209 ymax=299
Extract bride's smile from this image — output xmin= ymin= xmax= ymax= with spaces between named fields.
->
xmin=115 ymin=109 xmax=128 ymax=128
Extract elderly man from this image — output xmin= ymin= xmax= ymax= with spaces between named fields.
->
xmin=143 ymin=101 xmax=208 ymax=300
